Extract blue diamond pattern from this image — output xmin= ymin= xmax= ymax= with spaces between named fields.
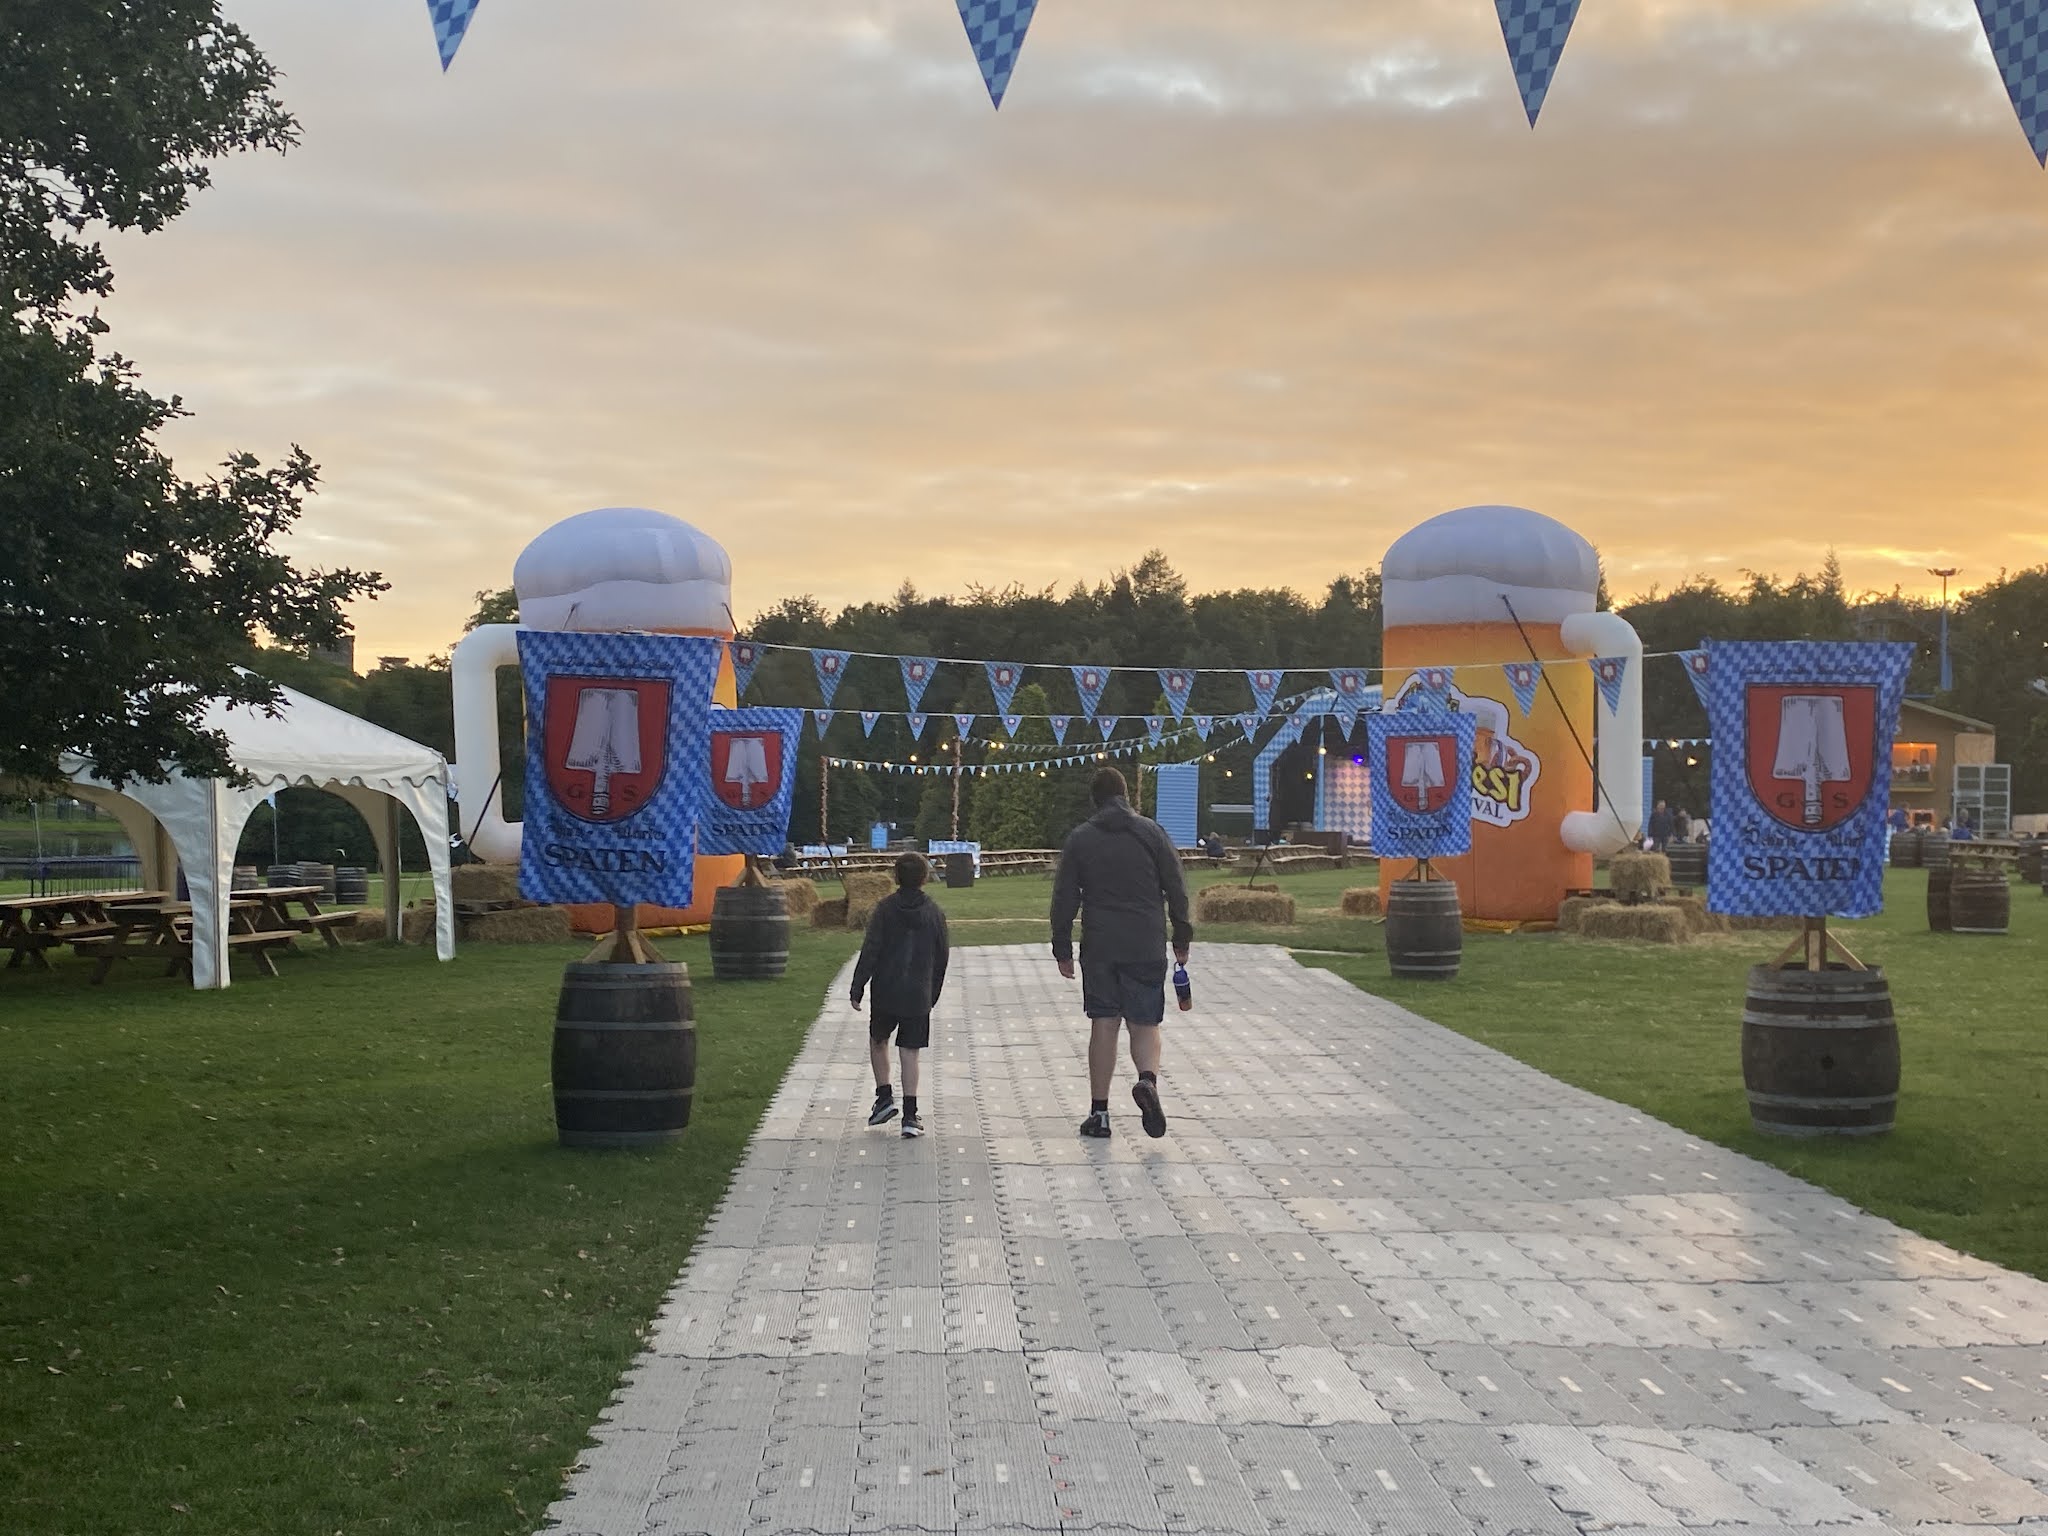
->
xmin=957 ymin=0 xmax=1039 ymax=108
xmin=1978 ymin=0 xmax=2048 ymax=165
xmin=426 ymin=0 xmax=480 ymax=71
xmin=1495 ymin=0 xmax=1581 ymax=126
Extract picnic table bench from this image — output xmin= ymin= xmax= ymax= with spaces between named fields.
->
xmin=1 ymin=890 xmax=166 ymax=971
xmin=77 ymin=886 xmax=357 ymax=983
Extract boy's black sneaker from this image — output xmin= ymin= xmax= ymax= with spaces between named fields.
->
xmin=900 ymin=1111 xmax=925 ymax=1139
xmin=1078 ymin=1109 xmax=1112 ymax=1139
xmin=1132 ymin=1079 xmax=1167 ymax=1139
xmin=868 ymin=1095 xmax=899 ymax=1126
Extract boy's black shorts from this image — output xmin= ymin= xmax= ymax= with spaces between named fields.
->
xmin=870 ymin=1012 xmax=931 ymax=1050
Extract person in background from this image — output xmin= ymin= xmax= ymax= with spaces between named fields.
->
xmin=1691 ymin=813 xmax=1711 ymax=843
xmin=1673 ymin=806 xmax=1693 ymax=843
xmin=1647 ymin=799 xmax=1675 ymax=851
xmin=1888 ymin=806 xmax=1909 ymax=833
xmin=1050 ymin=767 xmax=1193 ymax=1141
xmin=851 ymin=851 xmax=950 ymax=1139
xmin=1203 ymin=830 xmax=1226 ymax=860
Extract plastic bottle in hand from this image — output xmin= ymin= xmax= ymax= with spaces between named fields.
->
xmin=1173 ymin=961 xmax=1193 ymax=1012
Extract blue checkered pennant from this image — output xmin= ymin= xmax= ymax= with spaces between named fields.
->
xmin=812 ymin=648 xmax=850 ymax=707
xmin=1145 ymin=715 xmax=1165 ymax=746
xmin=1071 ymin=663 xmax=1110 ymax=718
xmin=1158 ymin=668 xmax=1196 ymax=720
xmin=1366 ymin=709 xmax=1476 ymax=860
xmin=1098 ymin=715 xmax=1119 ymax=741
xmin=727 ymin=639 xmax=764 ymax=700
xmin=426 ymin=0 xmax=481 ymax=71
xmin=697 ymin=707 xmax=803 ymax=857
xmin=953 ymin=711 xmax=976 ymax=740
xmin=986 ymin=661 xmax=1024 ymax=715
xmin=1192 ymin=715 xmax=1213 ymax=741
xmin=1049 ymin=714 xmax=1071 ymax=744
xmin=906 ymin=711 xmax=929 ymax=740
xmin=1001 ymin=713 xmax=1023 ymax=737
xmin=1495 ymin=0 xmax=1581 ymax=126
xmin=1333 ymin=694 xmax=1362 ymax=736
xmin=1329 ymin=667 xmax=1370 ymax=703
xmin=899 ymin=655 xmax=938 ymax=712
xmin=1245 ymin=668 xmax=1283 ymax=717
xmin=1679 ymin=648 xmax=1712 ymax=711
xmin=1702 ymin=640 xmax=1913 ymax=919
xmin=1978 ymin=1 xmax=2048 ymax=165
xmin=861 ymin=710 xmax=881 ymax=737
xmin=955 ymin=0 xmax=1038 ymax=108
xmin=515 ymin=630 xmax=720 ymax=909
xmin=1592 ymin=655 xmax=1628 ymax=713
xmin=1504 ymin=661 xmax=1542 ymax=717
xmin=812 ymin=708 xmax=834 ymax=739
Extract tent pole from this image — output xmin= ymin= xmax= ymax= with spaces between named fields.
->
xmin=383 ymin=798 xmax=403 ymax=943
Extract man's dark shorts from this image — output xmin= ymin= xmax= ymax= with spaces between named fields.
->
xmin=870 ymin=1012 xmax=931 ymax=1050
xmin=1080 ymin=956 xmax=1168 ymax=1026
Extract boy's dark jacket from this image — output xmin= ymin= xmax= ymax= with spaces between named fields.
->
xmin=851 ymin=889 xmax=950 ymax=1019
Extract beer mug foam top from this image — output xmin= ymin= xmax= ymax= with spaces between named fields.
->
xmin=1378 ymin=505 xmax=1642 ymax=923
xmin=451 ymin=507 xmax=742 ymax=925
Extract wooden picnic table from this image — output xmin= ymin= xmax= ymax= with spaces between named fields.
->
xmin=250 ymin=884 xmax=360 ymax=949
xmin=82 ymin=896 xmax=303 ymax=984
xmin=1 ymin=890 xmax=166 ymax=972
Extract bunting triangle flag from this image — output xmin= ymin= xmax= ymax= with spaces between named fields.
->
xmin=1503 ymin=661 xmax=1542 ymax=718
xmin=906 ymin=711 xmax=929 ymax=740
xmin=953 ymin=712 xmax=976 ymax=740
xmin=1494 ymin=0 xmax=1582 ymax=127
xmin=986 ymin=661 xmax=1024 ymax=716
xmin=1157 ymin=668 xmax=1196 ymax=720
xmin=954 ymin=0 xmax=1039 ymax=109
xmin=1098 ymin=715 xmax=1119 ymax=741
xmin=1977 ymin=1 xmax=2048 ymax=166
xmin=1246 ymin=668 xmax=1282 ymax=717
xmin=728 ymin=640 xmax=764 ymax=700
xmin=812 ymin=649 xmax=851 ymax=707
xmin=1071 ymin=664 xmax=1110 ymax=719
xmin=899 ymin=655 xmax=938 ymax=713
xmin=1417 ymin=666 xmax=1455 ymax=701
xmin=1679 ymin=648 xmax=1712 ymax=711
xmin=1001 ymin=714 xmax=1023 ymax=738
xmin=1332 ymin=696 xmax=1361 ymax=736
xmin=426 ymin=0 xmax=482 ymax=71
xmin=1330 ymin=667 xmax=1370 ymax=702
xmin=1049 ymin=715 xmax=1071 ymax=745
xmin=1192 ymin=715 xmax=1213 ymax=741
xmin=861 ymin=711 xmax=881 ymax=737
xmin=1145 ymin=716 xmax=1165 ymax=746
xmin=1592 ymin=655 xmax=1628 ymax=713
xmin=813 ymin=709 xmax=834 ymax=739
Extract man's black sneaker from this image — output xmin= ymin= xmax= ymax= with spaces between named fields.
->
xmin=1079 ymin=1110 xmax=1112 ymax=1139
xmin=868 ymin=1096 xmax=899 ymax=1126
xmin=1132 ymin=1079 xmax=1167 ymax=1139
xmin=900 ymin=1111 xmax=925 ymax=1139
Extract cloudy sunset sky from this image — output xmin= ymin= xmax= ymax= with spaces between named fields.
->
xmin=102 ymin=1 xmax=2048 ymax=660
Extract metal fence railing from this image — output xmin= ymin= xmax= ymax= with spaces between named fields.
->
xmin=0 ymin=855 xmax=145 ymax=896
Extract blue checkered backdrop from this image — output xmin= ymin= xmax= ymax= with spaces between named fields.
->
xmin=516 ymin=631 xmax=723 ymax=908
xmin=1701 ymin=640 xmax=1913 ymax=919
xmin=1366 ymin=710 xmax=1477 ymax=860
xmin=698 ymin=708 xmax=805 ymax=857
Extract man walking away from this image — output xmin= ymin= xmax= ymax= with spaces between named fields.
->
xmin=1051 ymin=768 xmax=1194 ymax=1140
xmin=1647 ymin=799 xmax=1675 ymax=852
xmin=851 ymin=852 xmax=950 ymax=1139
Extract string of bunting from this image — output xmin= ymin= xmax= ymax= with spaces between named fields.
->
xmin=425 ymin=2 xmax=2048 ymax=166
xmin=824 ymin=713 xmax=1268 ymax=777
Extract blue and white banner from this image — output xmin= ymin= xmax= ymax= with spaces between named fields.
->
xmin=1333 ymin=695 xmax=1362 ymax=736
xmin=1978 ymin=0 xmax=2048 ymax=166
xmin=1158 ymin=668 xmax=1196 ymax=720
xmin=900 ymin=655 xmax=938 ymax=713
xmin=1192 ymin=715 xmax=1213 ymax=741
xmin=1246 ymin=668 xmax=1283 ymax=718
xmin=1680 ymin=648 xmax=1712 ymax=711
xmin=1494 ymin=0 xmax=1582 ymax=127
xmin=728 ymin=639 xmax=764 ymax=700
xmin=1592 ymin=655 xmax=1628 ymax=713
xmin=1098 ymin=715 xmax=1119 ymax=741
xmin=953 ymin=711 xmax=976 ymax=740
xmin=986 ymin=661 xmax=1025 ymax=716
xmin=906 ymin=711 xmax=929 ymax=740
xmin=1049 ymin=714 xmax=1071 ymax=745
xmin=1001 ymin=713 xmax=1023 ymax=738
xmin=1504 ymin=661 xmax=1542 ymax=718
xmin=1072 ymin=664 xmax=1110 ymax=719
xmin=812 ymin=649 xmax=850 ymax=707
xmin=955 ymin=0 xmax=1038 ymax=109
xmin=1329 ymin=667 xmax=1371 ymax=705
xmin=1365 ymin=709 xmax=1477 ymax=861
xmin=516 ymin=630 xmax=721 ymax=908
xmin=426 ymin=0 xmax=481 ymax=71
xmin=861 ymin=710 xmax=882 ymax=736
xmin=813 ymin=708 xmax=834 ymax=738
xmin=698 ymin=707 xmax=804 ymax=857
xmin=1145 ymin=716 xmax=1166 ymax=746
xmin=1702 ymin=640 xmax=1912 ymax=919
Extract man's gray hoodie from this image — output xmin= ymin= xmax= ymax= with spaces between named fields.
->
xmin=1049 ymin=798 xmax=1194 ymax=966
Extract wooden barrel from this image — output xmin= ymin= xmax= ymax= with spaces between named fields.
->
xmin=267 ymin=864 xmax=299 ymax=887
xmin=943 ymin=852 xmax=975 ymax=889
xmin=551 ymin=962 xmax=696 ymax=1148
xmin=297 ymin=861 xmax=337 ymax=900
xmin=708 ymin=884 xmax=791 ymax=980
xmin=2017 ymin=843 xmax=2043 ymax=884
xmin=1385 ymin=879 xmax=1462 ymax=980
xmin=1920 ymin=833 xmax=1950 ymax=871
xmin=1666 ymin=843 xmax=1706 ymax=888
xmin=334 ymin=866 xmax=370 ymax=905
xmin=231 ymin=864 xmax=260 ymax=891
xmin=1742 ymin=964 xmax=1898 ymax=1137
xmin=1926 ymin=867 xmax=1952 ymax=932
xmin=1888 ymin=830 xmax=1921 ymax=869
xmin=1950 ymin=868 xmax=2010 ymax=936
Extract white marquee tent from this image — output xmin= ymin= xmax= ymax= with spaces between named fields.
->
xmin=61 ymin=686 xmax=456 ymax=988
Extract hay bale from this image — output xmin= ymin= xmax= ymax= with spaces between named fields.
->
xmin=1608 ymin=850 xmax=1672 ymax=902
xmin=774 ymin=877 xmax=819 ymax=917
xmin=844 ymin=872 xmax=894 ymax=929
xmin=1576 ymin=903 xmax=1689 ymax=945
xmin=465 ymin=906 xmax=573 ymax=944
xmin=1667 ymin=894 xmax=1729 ymax=936
xmin=1340 ymin=887 xmax=1382 ymax=917
xmin=1194 ymin=884 xmax=1297 ymax=925
xmin=812 ymin=897 xmax=848 ymax=930
xmin=1557 ymin=895 xmax=1615 ymax=935
xmin=402 ymin=903 xmax=438 ymax=943
xmin=353 ymin=910 xmax=389 ymax=942
xmin=451 ymin=862 xmax=522 ymax=904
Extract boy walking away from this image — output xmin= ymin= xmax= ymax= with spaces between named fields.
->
xmin=1050 ymin=768 xmax=1193 ymax=1140
xmin=851 ymin=852 xmax=950 ymax=1139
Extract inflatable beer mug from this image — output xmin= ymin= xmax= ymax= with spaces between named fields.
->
xmin=1377 ymin=505 xmax=1643 ymax=923
xmin=450 ymin=507 xmax=744 ymax=931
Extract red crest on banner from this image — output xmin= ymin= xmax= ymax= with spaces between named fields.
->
xmin=710 ymin=728 xmax=784 ymax=811
xmin=542 ymin=675 xmax=671 ymax=824
xmin=1387 ymin=731 xmax=1459 ymax=814
xmin=1744 ymin=683 xmax=1877 ymax=832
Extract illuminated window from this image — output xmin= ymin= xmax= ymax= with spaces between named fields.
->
xmin=1891 ymin=742 xmax=1936 ymax=788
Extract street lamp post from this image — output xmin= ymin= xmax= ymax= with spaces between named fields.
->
xmin=1928 ymin=567 xmax=1959 ymax=693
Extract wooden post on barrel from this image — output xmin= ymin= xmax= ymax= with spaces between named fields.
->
xmin=1767 ymin=913 xmax=1863 ymax=974
xmin=587 ymin=901 xmax=666 ymax=965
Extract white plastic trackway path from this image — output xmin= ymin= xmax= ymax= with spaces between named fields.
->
xmin=541 ymin=944 xmax=2048 ymax=1536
